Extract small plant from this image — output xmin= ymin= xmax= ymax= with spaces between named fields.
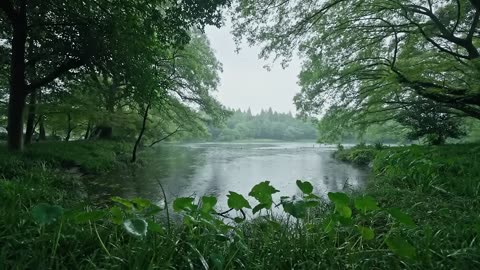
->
xmin=30 ymin=180 xmax=418 ymax=263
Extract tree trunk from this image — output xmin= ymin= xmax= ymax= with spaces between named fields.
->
xmin=25 ymin=90 xmax=37 ymax=144
xmin=7 ymin=92 xmax=27 ymax=150
xmin=131 ymin=103 xmax=151 ymax=163
xmin=92 ymin=125 xmax=113 ymax=139
xmin=65 ymin=113 xmax=72 ymax=142
xmin=38 ymin=115 xmax=46 ymax=140
xmin=7 ymin=3 xmax=27 ymax=151
xmin=84 ymin=120 xmax=91 ymax=140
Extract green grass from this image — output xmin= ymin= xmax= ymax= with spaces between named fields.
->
xmin=333 ymin=144 xmax=378 ymax=166
xmin=0 ymin=141 xmax=479 ymax=269
xmin=335 ymin=143 xmax=480 ymax=268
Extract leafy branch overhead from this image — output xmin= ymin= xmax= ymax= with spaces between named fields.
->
xmin=232 ymin=0 xmax=480 ymax=124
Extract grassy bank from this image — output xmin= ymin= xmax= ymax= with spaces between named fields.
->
xmin=1 ymin=141 xmax=479 ymax=269
xmin=335 ymin=143 xmax=480 ymax=267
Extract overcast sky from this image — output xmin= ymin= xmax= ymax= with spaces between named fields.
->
xmin=205 ymin=22 xmax=302 ymax=115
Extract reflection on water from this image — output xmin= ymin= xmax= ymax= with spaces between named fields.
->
xmin=87 ymin=142 xmax=369 ymax=211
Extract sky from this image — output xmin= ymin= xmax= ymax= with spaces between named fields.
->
xmin=205 ymin=22 xmax=303 ymax=115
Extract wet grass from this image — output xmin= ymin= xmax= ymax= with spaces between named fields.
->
xmin=0 ymin=141 xmax=479 ymax=269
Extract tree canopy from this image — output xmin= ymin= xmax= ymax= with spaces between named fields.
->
xmin=0 ymin=0 xmax=230 ymax=150
xmin=208 ymin=108 xmax=318 ymax=141
xmin=232 ymin=0 xmax=480 ymax=126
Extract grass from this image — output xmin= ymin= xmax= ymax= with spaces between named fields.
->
xmin=335 ymin=143 xmax=480 ymax=268
xmin=0 ymin=141 xmax=479 ymax=269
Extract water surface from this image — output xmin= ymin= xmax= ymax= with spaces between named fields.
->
xmin=88 ymin=142 xmax=368 ymax=211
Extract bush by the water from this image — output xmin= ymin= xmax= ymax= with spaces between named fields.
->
xmin=333 ymin=144 xmax=377 ymax=166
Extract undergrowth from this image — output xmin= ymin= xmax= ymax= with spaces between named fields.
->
xmin=0 ymin=142 xmax=479 ymax=269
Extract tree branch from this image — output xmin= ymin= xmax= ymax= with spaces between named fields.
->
xmin=26 ymin=58 xmax=85 ymax=93
xmin=149 ymin=126 xmax=184 ymax=147
xmin=467 ymin=9 xmax=480 ymax=41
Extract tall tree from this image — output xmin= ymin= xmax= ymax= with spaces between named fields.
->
xmin=233 ymin=0 xmax=480 ymax=121
xmin=0 ymin=0 xmax=229 ymax=151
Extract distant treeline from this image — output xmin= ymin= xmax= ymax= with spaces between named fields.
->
xmin=208 ymin=108 xmax=317 ymax=141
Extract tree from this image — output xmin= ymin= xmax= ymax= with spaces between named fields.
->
xmin=128 ymin=31 xmax=230 ymax=162
xmin=0 ymin=0 xmax=229 ymax=151
xmin=207 ymin=108 xmax=318 ymax=141
xmin=232 ymin=0 xmax=480 ymax=122
xmin=396 ymin=100 xmax=466 ymax=145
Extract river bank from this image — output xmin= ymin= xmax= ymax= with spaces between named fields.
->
xmin=1 ymin=141 xmax=479 ymax=268
xmin=334 ymin=143 xmax=480 ymax=268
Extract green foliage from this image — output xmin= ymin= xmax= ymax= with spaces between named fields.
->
xmin=387 ymin=208 xmax=416 ymax=227
xmin=31 ymin=203 xmax=64 ymax=225
xmin=354 ymin=196 xmax=380 ymax=213
xmin=173 ymin=197 xmax=195 ymax=212
xmin=296 ymin=180 xmax=313 ymax=194
xmin=123 ymin=219 xmax=148 ymax=238
xmin=209 ymin=108 xmax=317 ymax=141
xmin=233 ymin=0 xmax=480 ymax=122
xmin=1 ymin=0 xmax=231 ymax=150
xmin=200 ymin=196 xmax=218 ymax=214
xmin=1 ymin=141 xmax=480 ymax=268
xmin=227 ymin=192 xmax=251 ymax=210
xmin=357 ymin=226 xmax=375 ymax=241
xmin=71 ymin=210 xmax=107 ymax=224
xmin=372 ymin=144 xmax=480 ymax=197
xmin=334 ymin=144 xmax=378 ymax=166
xmin=385 ymin=236 xmax=417 ymax=260
xmin=396 ymin=100 xmax=466 ymax=145
xmin=249 ymin=181 xmax=279 ymax=209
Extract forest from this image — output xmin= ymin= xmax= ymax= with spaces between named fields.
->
xmin=1 ymin=0 xmax=480 ymax=269
xmin=208 ymin=108 xmax=317 ymax=141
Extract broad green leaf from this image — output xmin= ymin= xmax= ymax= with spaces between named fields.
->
xmin=131 ymin=198 xmax=152 ymax=210
xmin=123 ymin=218 xmax=148 ymax=237
xmin=357 ymin=226 xmax=375 ymax=240
xmin=338 ymin=216 xmax=353 ymax=225
xmin=388 ymin=208 xmax=415 ymax=226
xmin=227 ymin=192 xmax=251 ymax=210
xmin=305 ymin=200 xmax=319 ymax=208
xmin=143 ymin=204 xmax=163 ymax=216
xmin=252 ymin=203 xmax=267 ymax=215
xmin=304 ymin=193 xmax=320 ymax=200
xmin=282 ymin=200 xmax=307 ymax=219
xmin=147 ymin=221 xmax=164 ymax=233
xmin=336 ymin=204 xmax=352 ymax=218
xmin=296 ymin=180 xmax=314 ymax=194
xmin=201 ymin=196 xmax=217 ymax=213
xmin=173 ymin=197 xmax=195 ymax=212
xmin=354 ymin=196 xmax=380 ymax=213
xmin=386 ymin=236 xmax=416 ymax=259
xmin=328 ymin=192 xmax=350 ymax=206
xmin=31 ymin=203 xmax=64 ymax=225
xmin=248 ymin=181 xmax=279 ymax=208
xmin=234 ymin=217 xmax=245 ymax=223
xmin=73 ymin=210 xmax=107 ymax=224
xmin=110 ymin=206 xmax=123 ymax=225
xmin=111 ymin=197 xmax=134 ymax=210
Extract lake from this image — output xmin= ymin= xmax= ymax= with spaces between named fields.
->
xmin=87 ymin=142 xmax=369 ymax=211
